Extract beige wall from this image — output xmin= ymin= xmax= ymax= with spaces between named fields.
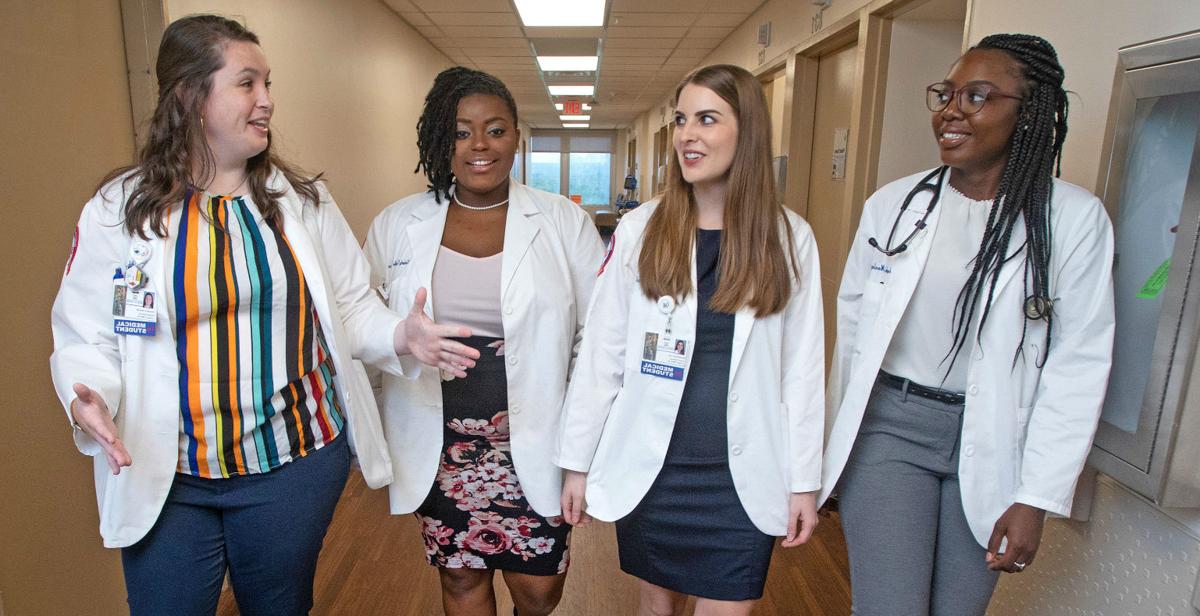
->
xmin=874 ymin=16 xmax=963 ymax=188
xmin=965 ymin=0 xmax=1200 ymax=195
xmin=167 ymin=0 xmax=452 ymax=236
xmin=702 ymin=0 xmax=868 ymax=70
xmin=2 ymin=1 xmax=449 ymax=613
xmin=626 ymin=0 xmax=1200 ymax=211
xmin=624 ymin=0 xmax=876 ymax=200
xmin=767 ymin=69 xmax=788 ymax=158
xmin=637 ymin=111 xmax=657 ymax=202
xmin=0 ymin=1 xmax=134 ymax=614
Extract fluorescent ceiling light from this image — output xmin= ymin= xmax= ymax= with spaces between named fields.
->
xmin=563 ymin=123 xmax=590 ymax=128
xmin=515 ymin=0 xmax=605 ymax=26
xmin=537 ymin=56 xmax=599 ymax=71
xmin=549 ymin=85 xmax=595 ymax=96
xmin=583 ymin=104 xmax=592 ymax=110
xmin=560 ymin=115 xmax=591 ymax=121
xmin=555 ymin=103 xmax=564 ymax=111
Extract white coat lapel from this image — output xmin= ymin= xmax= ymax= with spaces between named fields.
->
xmin=143 ymin=217 xmax=170 ymax=327
xmin=681 ymin=236 xmax=700 ymax=337
xmin=878 ymin=184 xmax=946 ymax=321
xmin=728 ymin=306 xmax=755 ymax=380
xmin=501 ymin=184 xmax=540 ymax=301
xmin=275 ymin=180 xmax=333 ymax=324
xmin=405 ymin=197 xmax=449 ymax=316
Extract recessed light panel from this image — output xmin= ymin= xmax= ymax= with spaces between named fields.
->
xmin=515 ymin=0 xmax=605 ymax=27
xmin=537 ymin=56 xmax=599 ymax=72
xmin=549 ymin=85 xmax=595 ymax=96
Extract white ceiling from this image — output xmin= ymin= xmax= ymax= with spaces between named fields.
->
xmin=381 ymin=0 xmax=768 ymax=129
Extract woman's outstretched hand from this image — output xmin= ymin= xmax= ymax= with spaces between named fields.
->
xmin=393 ymin=287 xmax=480 ymax=378
xmin=70 ymin=383 xmax=132 ymax=475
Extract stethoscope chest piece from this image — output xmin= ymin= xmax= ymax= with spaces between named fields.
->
xmin=1024 ymin=295 xmax=1053 ymax=320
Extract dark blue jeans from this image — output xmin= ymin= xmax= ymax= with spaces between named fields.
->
xmin=122 ymin=435 xmax=349 ymax=616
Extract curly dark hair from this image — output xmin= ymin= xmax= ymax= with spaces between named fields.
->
xmin=945 ymin=33 xmax=1069 ymax=371
xmin=414 ymin=66 xmax=518 ymax=203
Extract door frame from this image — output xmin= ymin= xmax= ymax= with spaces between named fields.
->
xmin=772 ymin=0 xmax=973 ymax=258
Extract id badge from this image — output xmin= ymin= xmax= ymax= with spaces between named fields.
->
xmin=113 ymin=267 xmax=157 ymax=336
xmin=639 ymin=331 xmax=689 ymax=380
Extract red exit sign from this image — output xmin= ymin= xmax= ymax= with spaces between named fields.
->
xmin=563 ymin=101 xmax=583 ymax=115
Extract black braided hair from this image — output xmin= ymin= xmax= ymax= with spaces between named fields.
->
xmin=414 ymin=66 xmax=519 ymax=203
xmin=944 ymin=34 xmax=1069 ymax=373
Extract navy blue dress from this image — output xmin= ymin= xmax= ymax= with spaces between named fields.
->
xmin=615 ymin=229 xmax=775 ymax=601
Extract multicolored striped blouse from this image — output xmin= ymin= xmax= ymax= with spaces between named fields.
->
xmin=169 ymin=192 xmax=344 ymax=478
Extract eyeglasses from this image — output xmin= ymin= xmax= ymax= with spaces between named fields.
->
xmin=926 ymin=82 xmax=1024 ymax=115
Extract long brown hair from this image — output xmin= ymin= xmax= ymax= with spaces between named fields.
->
xmin=101 ymin=14 xmax=321 ymax=238
xmin=638 ymin=64 xmax=797 ymax=317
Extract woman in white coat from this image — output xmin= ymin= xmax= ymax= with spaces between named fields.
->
xmin=557 ymin=64 xmax=825 ymax=616
xmin=821 ymin=34 xmax=1115 ymax=615
xmin=49 ymin=16 xmax=473 ymax=616
xmin=365 ymin=67 xmax=604 ymax=616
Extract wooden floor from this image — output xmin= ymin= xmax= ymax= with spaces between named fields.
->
xmin=218 ymin=472 xmax=851 ymax=615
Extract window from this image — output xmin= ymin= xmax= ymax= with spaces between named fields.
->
xmin=528 ymin=152 xmax=561 ymax=194
xmin=528 ymin=130 xmax=616 ymax=206
xmin=569 ymin=153 xmax=611 ymax=205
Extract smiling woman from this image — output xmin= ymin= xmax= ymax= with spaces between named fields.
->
xmin=49 ymin=14 xmax=472 ymax=616
xmin=821 ymin=34 xmax=1114 ymax=616
xmin=556 ymin=64 xmax=826 ymax=616
xmin=99 ymin=15 xmax=321 ymax=235
xmin=365 ymin=66 xmax=604 ymax=616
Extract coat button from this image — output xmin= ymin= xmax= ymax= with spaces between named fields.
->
xmin=504 ymin=305 xmax=513 ymax=315
xmin=963 ymin=444 xmax=975 ymax=457
xmin=731 ymin=445 xmax=743 ymax=456
xmin=968 ymin=384 xmax=978 ymax=395
xmin=510 ymin=405 xmax=521 ymax=415
xmin=729 ymin=392 xmax=739 ymax=403
xmin=508 ymin=356 xmax=518 ymax=366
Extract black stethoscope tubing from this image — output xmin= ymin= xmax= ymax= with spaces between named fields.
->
xmin=867 ymin=165 xmax=949 ymax=256
xmin=867 ymin=165 xmax=1053 ymax=322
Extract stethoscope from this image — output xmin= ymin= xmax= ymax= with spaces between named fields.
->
xmin=867 ymin=164 xmax=1053 ymax=321
xmin=867 ymin=165 xmax=948 ymax=257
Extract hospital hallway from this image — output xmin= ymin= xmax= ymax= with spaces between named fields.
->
xmin=7 ymin=0 xmax=1200 ymax=614
xmin=216 ymin=472 xmax=853 ymax=616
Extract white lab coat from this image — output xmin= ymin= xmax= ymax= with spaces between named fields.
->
xmin=555 ymin=200 xmax=826 ymax=536
xmin=821 ymin=168 xmax=1115 ymax=547
xmin=50 ymin=170 xmax=407 ymax=548
xmin=364 ymin=182 xmax=605 ymax=516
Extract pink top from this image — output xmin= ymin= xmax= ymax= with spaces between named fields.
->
xmin=432 ymin=246 xmax=504 ymax=338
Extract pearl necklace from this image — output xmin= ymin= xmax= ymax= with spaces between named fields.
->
xmin=453 ymin=192 xmax=509 ymax=211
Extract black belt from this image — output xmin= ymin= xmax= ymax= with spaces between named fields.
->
xmin=878 ymin=371 xmax=966 ymax=405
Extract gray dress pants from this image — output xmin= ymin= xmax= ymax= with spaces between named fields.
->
xmin=837 ymin=378 xmax=1000 ymax=616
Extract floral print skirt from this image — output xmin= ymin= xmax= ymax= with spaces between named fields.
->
xmin=415 ymin=336 xmax=570 ymax=576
